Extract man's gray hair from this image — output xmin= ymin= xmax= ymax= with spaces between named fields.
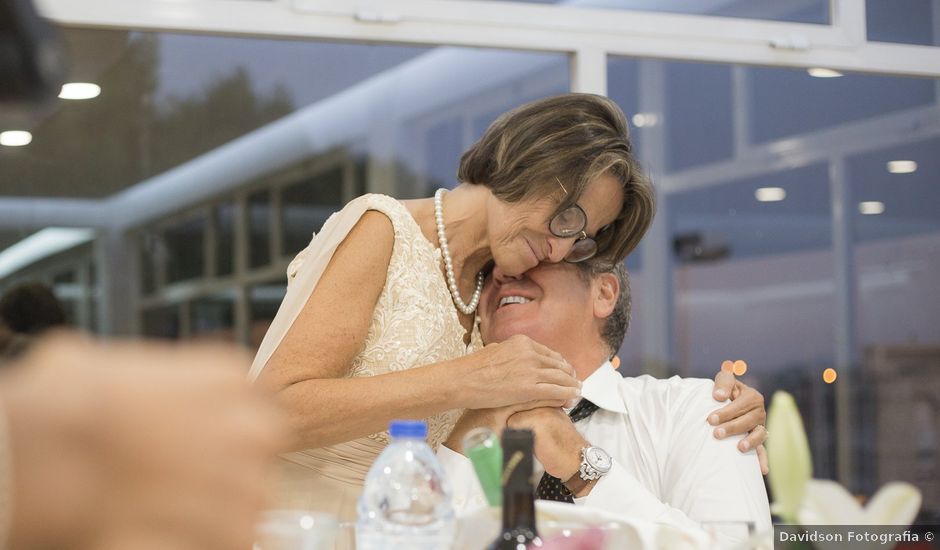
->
xmin=575 ymin=260 xmax=631 ymax=357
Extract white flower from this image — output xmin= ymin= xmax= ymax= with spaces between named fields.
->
xmin=765 ymin=391 xmax=812 ymax=524
xmin=798 ymin=480 xmax=922 ymax=550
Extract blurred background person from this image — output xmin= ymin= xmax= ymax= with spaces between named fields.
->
xmin=0 ymin=282 xmax=67 ymax=335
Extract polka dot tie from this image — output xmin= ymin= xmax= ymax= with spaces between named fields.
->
xmin=535 ymin=398 xmax=600 ymax=503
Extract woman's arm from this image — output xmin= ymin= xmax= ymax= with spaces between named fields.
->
xmin=258 ymin=211 xmax=580 ymax=451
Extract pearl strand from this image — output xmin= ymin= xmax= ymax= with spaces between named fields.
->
xmin=434 ymin=188 xmax=484 ymax=315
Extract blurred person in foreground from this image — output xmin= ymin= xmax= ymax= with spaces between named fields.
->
xmin=441 ymin=261 xmax=771 ymax=546
xmin=0 ymin=334 xmax=286 ymax=549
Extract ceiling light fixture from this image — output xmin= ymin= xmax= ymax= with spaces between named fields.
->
xmin=0 ymin=130 xmax=32 ymax=146
xmin=859 ymin=201 xmax=885 ymax=215
xmin=807 ymin=67 xmax=844 ymax=78
xmin=887 ymin=160 xmax=917 ymax=174
xmin=755 ymin=187 xmax=786 ymax=202
xmin=59 ymin=82 xmax=101 ymax=100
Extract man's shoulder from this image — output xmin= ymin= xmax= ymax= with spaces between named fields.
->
xmin=618 ymin=375 xmax=717 ymax=423
xmin=621 ymin=374 xmax=714 ymax=401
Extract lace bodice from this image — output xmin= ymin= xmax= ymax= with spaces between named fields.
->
xmin=276 ymin=194 xmax=483 ymax=487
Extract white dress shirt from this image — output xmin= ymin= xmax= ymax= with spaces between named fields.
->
xmin=438 ymin=361 xmax=772 ymax=547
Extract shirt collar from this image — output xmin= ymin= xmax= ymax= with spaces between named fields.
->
xmin=580 ymin=360 xmax=628 ymax=415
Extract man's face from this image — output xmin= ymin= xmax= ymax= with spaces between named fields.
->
xmin=479 ymin=262 xmax=596 ymax=349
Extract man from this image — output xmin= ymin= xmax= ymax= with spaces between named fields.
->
xmin=439 ymin=261 xmax=771 ymax=545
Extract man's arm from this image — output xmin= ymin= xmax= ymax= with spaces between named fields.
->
xmin=506 ymin=383 xmax=770 ymax=546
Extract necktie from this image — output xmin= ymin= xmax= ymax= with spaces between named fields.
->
xmin=535 ymin=398 xmax=599 ymax=503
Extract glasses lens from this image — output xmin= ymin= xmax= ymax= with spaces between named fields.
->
xmin=550 ymin=206 xmax=586 ymax=237
xmin=565 ymin=237 xmax=597 ymax=263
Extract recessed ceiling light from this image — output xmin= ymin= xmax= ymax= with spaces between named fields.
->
xmin=0 ymin=130 xmax=32 ymax=146
xmin=887 ymin=160 xmax=917 ymax=174
xmin=59 ymin=82 xmax=101 ymax=100
xmin=859 ymin=201 xmax=885 ymax=215
xmin=755 ymin=187 xmax=786 ymax=202
xmin=808 ymin=67 xmax=844 ymax=78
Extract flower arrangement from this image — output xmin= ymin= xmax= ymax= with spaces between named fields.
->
xmin=765 ymin=391 xmax=923 ymax=550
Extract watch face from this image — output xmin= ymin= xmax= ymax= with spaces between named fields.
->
xmin=586 ymin=447 xmax=612 ymax=473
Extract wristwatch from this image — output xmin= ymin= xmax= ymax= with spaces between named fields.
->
xmin=563 ymin=446 xmax=612 ymax=495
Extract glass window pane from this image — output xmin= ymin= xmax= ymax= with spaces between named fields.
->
xmin=610 ymin=55 xmax=940 ymax=497
xmin=250 ymin=281 xmax=287 ymax=351
xmin=141 ymin=305 xmax=179 ymax=339
xmin=866 ymin=0 xmax=939 ymax=46
xmin=163 ymin=214 xmax=206 ymax=283
xmin=665 ymin=62 xmax=734 ymax=171
xmin=190 ymin=292 xmax=236 ymax=342
xmin=282 ymin=166 xmax=345 ymax=258
xmin=248 ymin=190 xmax=272 ymax=270
xmin=216 ymin=202 xmax=236 ymax=277
xmin=749 ymin=68 xmax=935 ymax=144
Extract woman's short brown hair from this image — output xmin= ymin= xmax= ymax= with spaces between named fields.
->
xmin=458 ymin=93 xmax=655 ymax=263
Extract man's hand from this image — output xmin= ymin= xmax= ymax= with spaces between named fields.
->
xmin=444 ymin=398 xmax=574 ymax=453
xmin=711 ymin=368 xmax=768 ymax=474
xmin=506 ymin=407 xmax=588 ymax=488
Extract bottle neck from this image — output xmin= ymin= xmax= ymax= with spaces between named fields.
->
xmin=501 ymin=485 xmax=537 ymax=532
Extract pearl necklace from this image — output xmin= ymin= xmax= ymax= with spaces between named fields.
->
xmin=434 ymin=188 xmax=484 ymax=315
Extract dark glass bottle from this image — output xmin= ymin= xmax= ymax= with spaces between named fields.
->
xmin=488 ymin=428 xmax=543 ymax=549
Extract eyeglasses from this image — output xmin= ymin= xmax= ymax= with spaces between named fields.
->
xmin=551 ymin=180 xmax=602 ymax=263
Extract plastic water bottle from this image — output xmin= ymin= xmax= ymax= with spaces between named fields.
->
xmin=356 ymin=420 xmax=455 ymax=549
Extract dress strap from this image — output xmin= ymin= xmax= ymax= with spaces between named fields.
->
xmin=248 ymin=194 xmax=400 ymax=380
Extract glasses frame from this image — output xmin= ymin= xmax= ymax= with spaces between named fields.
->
xmin=551 ymin=179 xmax=600 ymax=263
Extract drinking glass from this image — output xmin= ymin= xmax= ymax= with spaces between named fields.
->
xmin=254 ymin=509 xmax=339 ymax=550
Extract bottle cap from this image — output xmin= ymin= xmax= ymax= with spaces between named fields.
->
xmin=389 ymin=420 xmax=428 ymax=439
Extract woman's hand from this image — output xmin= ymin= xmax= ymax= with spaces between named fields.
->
xmin=460 ymin=334 xmax=581 ymax=410
xmin=710 ymin=369 xmax=769 ymax=474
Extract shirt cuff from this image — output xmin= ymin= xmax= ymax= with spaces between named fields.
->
xmin=436 ymin=444 xmax=488 ymax=515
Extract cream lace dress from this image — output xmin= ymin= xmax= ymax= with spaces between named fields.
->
xmin=249 ymin=194 xmax=483 ymax=522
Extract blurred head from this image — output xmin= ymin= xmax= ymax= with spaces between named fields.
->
xmin=0 ymin=282 xmax=67 ymax=335
xmin=458 ymin=93 xmax=655 ymax=276
xmin=479 ymin=260 xmax=631 ymax=373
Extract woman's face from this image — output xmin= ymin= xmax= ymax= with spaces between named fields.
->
xmin=487 ymin=173 xmax=625 ymax=277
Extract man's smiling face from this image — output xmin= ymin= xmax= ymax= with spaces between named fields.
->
xmin=479 ymin=262 xmax=596 ymax=350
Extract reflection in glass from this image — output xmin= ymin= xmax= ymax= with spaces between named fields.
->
xmin=866 ymin=0 xmax=939 ymax=46
xmin=453 ymin=0 xmax=830 ymax=23
xmin=248 ymin=190 xmax=272 ymax=270
xmin=748 ymin=67 xmax=934 ymax=144
xmin=190 ymin=293 xmax=236 ymax=342
xmin=250 ymin=282 xmax=286 ymax=351
xmin=164 ymin=214 xmax=206 ymax=283
xmin=216 ymin=202 xmax=236 ymax=277
xmin=282 ymin=166 xmax=345 ymax=258
xmin=141 ymin=305 xmax=179 ymax=339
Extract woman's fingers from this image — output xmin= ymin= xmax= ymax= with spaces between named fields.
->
xmin=713 ymin=408 xmax=765 ymax=439
xmin=534 ymin=382 xmax=582 ymax=403
xmin=708 ymin=385 xmax=765 ymax=426
xmin=756 ymin=444 xmax=769 ymax=475
xmin=712 ymin=369 xmax=736 ymax=401
xmin=737 ymin=423 xmax=768 ymax=452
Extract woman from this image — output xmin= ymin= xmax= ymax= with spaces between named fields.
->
xmin=251 ymin=94 xmax=765 ymax=520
